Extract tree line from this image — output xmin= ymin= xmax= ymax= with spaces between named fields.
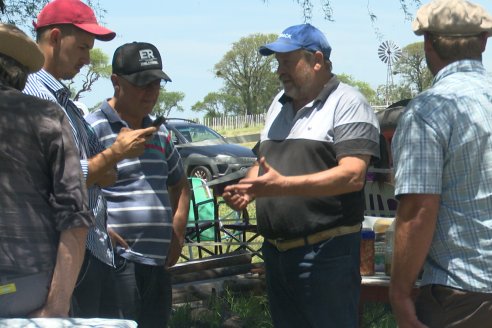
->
xmin=66 ymin=35 xmax=431 ymax=118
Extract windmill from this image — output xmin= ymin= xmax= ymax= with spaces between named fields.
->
xmin=378 ymin=41 xmax=402 ymax=106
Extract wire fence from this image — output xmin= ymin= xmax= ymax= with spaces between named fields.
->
xmin=198 ymin=114 xmax=266 ymax=131
xmin=196 ymin=104 xmax=387 ymax=130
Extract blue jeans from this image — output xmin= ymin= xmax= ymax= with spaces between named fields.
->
xmin=113 ymin=256 xmax=172 ymax=328
xmin=262 ymin=232 xmax=361 ymax=328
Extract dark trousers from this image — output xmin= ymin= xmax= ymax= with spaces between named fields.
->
xmin=416 ymin=284 xmax=492 ymax=328
xmin=113 ymin=256 xmax=172 ymax=328
xmin=71 ymin=250 xmax=118 ymax=318
xmin=262 ymin=232 xmax=361 ymax=328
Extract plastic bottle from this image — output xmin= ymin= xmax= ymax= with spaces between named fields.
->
xmin=373 ymin=218 xmax=393 ymax=273
xmin=384 ymin=220 xmax=396 ymax=276
xmin=360 ymin=228 xmax=375 ymax=276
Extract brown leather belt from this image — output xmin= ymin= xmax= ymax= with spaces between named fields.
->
xmin=267 ymin=224 xmax=361 ymax=252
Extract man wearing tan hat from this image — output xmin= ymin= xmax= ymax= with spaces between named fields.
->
xmin=23 ymin=0 xmax=157 ymax=318
xmin=0 ymin=23 xmax=92 ymax=318
xmin=389 ymin=1 xmax=492 ymax=327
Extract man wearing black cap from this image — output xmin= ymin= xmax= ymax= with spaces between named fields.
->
xmin=85 ymin=42 xmax=189 ymax=328
xmin=223 ymin=23 xmax=380 ymax=327
xmin=0 ymin=23 xmax=92 ymax=318
xmin=389 ymin=1 xmax=492 ymax=327
xmin=22 ymin=0 xmax=158 ymax=318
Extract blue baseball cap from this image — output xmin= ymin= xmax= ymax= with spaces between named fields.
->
xmin=259 ymin=23 xmax=332 ymax=59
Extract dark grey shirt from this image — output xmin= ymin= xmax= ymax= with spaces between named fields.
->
xmin=0 ymin=84 xmax=93 ymax=277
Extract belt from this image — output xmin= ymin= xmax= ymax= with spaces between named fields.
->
xmin=267 ymin=224 xmax=361 ymax=252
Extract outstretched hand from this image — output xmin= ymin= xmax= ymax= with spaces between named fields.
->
xmin=223 ymin=157 xmax=284 ymax=208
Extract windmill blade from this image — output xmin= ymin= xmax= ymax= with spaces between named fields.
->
xmin=379 ymin=40 xmax=401 ymax=64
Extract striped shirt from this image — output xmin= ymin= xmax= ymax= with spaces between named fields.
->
xmin=393 ymin=60 xmax=492 ymax=292
xmin=23 ymin=69 xmax=114 ymax=266
xmin=85 ymin=101 xmax=184 ymax=266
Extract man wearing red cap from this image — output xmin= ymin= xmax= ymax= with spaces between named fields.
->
xmin=23 ymin=0 xmax=156 ymax=318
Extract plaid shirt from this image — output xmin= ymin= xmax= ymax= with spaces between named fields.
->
xmin=24 ymin=70 xmax=114 ymax=267
xmin=393 ymin=60 xmax=492 ymax=293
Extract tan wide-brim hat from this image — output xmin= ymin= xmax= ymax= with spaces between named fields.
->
xmin=0 ymin=23 xmax=44 ymax=72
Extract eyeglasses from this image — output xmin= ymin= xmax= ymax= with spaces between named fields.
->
xmin=134 ymin=79 xmax=166 ymax=90
xmin=117 ymin=75 xmax=166 ymax=90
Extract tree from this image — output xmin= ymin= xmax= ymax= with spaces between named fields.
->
xmin=66 ymin=48 xmax=111 ymax=102
xmin=214 ymin=33 xmax=281 ymax=115
xmin=191 ymin=91 xmax=243 ymax=118
xmin=337 ymin=73 xmax=378 ymax=104
xmin=154 ymin=89 xmax=185 ymax=117
xmin=0 ymin=1 xmax=106 ymax=35
xmin=375 ymin=83 xmax=413 ymax=105
xmin=393 ymin=42 xmax=432 ymax=93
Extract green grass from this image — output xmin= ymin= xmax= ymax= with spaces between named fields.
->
xmin=362 ymin=303 xmax=397 ymax=328
xmin=217 ymin=125 xmax=263 ymax=138
xmin=169 ymin=290 xmax=273 ymax=328
xmin=169 ymin=291 xmax=396 ymax=327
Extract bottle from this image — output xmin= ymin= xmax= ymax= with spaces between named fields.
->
xmin=373 ymin=218 xmax=393 ymax=273
xmin=384 ymin=220 xmax=396 ymax=276
xmin=360 ymin=228 xmax=375 ymax=276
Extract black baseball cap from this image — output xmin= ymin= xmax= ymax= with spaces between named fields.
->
xmin=112 ymin=42 xmax=171 ymax=86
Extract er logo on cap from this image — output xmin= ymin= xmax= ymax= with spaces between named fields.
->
xmin=139 ymin=49 xmax=155 ymax=60
xmin=139 ymin=49 xmax=159 ymax=67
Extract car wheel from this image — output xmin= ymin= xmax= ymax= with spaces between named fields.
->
xmin=190 ymin=166 xmax=212 ymax=181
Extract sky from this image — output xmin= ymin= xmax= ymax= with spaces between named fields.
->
xmin=74 ymin=0 xmax=492 ymax=118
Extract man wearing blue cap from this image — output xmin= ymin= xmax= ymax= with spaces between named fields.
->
xmin=223 ymin=23 xmax=380 ymax=327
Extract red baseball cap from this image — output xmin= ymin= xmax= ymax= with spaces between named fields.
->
xmin=33 ymin=0 xmax=115 ymax=41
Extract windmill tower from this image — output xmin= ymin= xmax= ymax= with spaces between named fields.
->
xmin=378 ymin=41 xmax=402 ymax=106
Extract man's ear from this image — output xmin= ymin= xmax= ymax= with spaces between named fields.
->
xmin=48 ymin=27 xmax=62 ymax=46
xmin=313 ymin=51 xmax=324 ymax=71
xmin=423 ymin=33 xmax=433 ymax=53
xmin=480 ymin=32 xmax=488 ymax=53
xmin=111 ymin=74 xmax=120 ymax=92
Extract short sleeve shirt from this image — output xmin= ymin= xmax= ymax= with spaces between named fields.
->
xmin=392 ymin=60 xmax=492 ymax=292
xmin=257 ymin=77 xmax=380 ymax=239
xmin=85 ymin=102 xmax=184 ymax=266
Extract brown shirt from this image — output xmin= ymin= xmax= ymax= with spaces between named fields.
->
xmin=0 ymin=84 xmax=93 ymax=277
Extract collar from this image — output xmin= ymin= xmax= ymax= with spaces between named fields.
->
xmin=100 ymin=100 xmax=154 ymax=128
xmin=433 ymin=60 xmax=485 ymax=85
xmin=34 ymin=69 xmax=71 ymax=96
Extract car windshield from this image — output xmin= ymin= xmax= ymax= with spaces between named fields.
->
xmin=175 ymin=125 xmax=223 ymax=143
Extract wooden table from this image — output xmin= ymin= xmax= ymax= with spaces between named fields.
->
xmin=361 ymin=273 xmax=420 ymax=302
